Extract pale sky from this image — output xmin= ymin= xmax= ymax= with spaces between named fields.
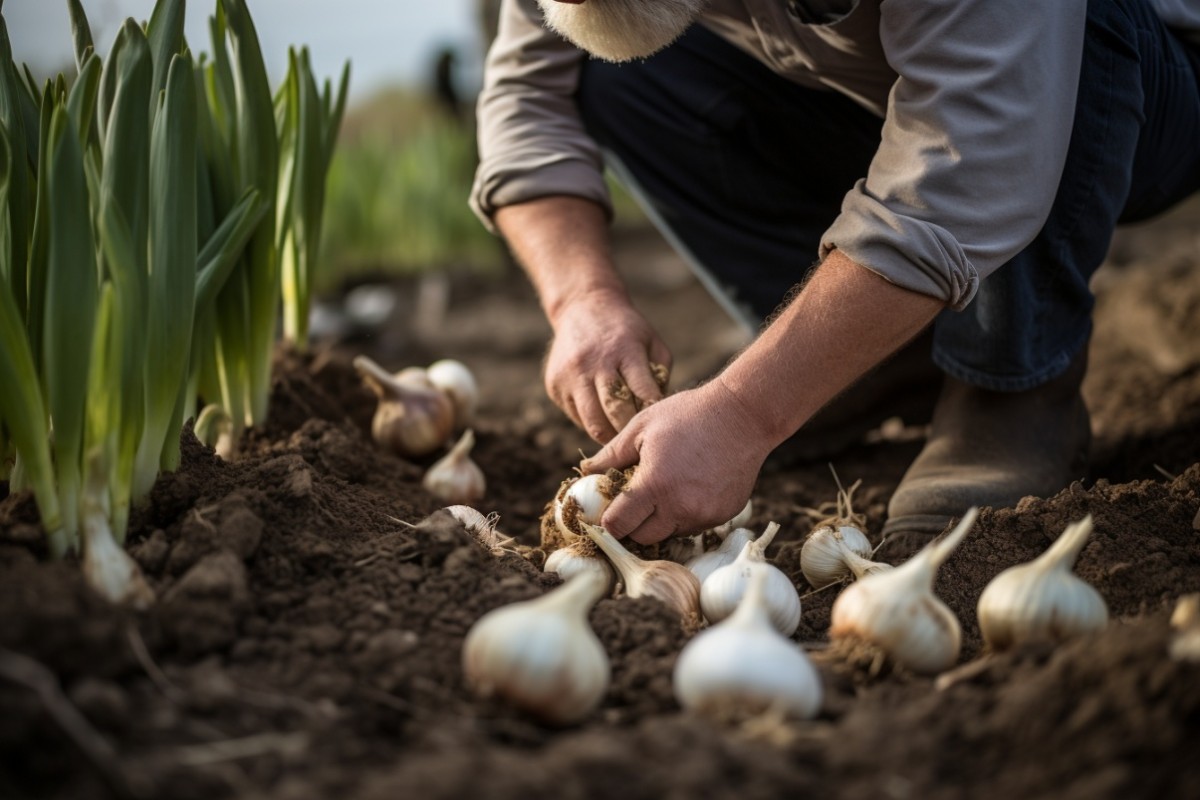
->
xmin=5 ymin=0 xmax=484 ymax=105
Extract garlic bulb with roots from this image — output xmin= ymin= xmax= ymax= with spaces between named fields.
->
xmin=581 ymin=522 xmax=702 ymax=621
xmin=977 ymin=514 xmax=1108 ymax=650
xmin=830 ymin=508 xmax=979 ymax=674
xmin=462 ymin=569 xmax=610 ymax=725
xmin=355 ymin=355 xmax=455 ymax=458
xmin=422 ymin=429 xmax=486 ymax=504
xmin=674 ymin=568 xmax=823 ymax=720
xmin=427 ymin=358 xmax=479 ymax=431
xmin=545 ymin=539 xmax=616 ymax=591
xmin=686 ymin=526 xmax=755 ymax=584
xmin=699 ymin=522 xmax=802 ymax=636
xmin=800 ymin=525 xmax=891 ymax=588
xmin=798 ymin=474 xmax=888 ymax=587
xmin=552 ymin=472 xmax=620 ymax=543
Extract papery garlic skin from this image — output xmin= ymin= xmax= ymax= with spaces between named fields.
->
xmin=830 ymin=508 xmax=978 ymax=674
xmin=699 ymin=524 xmax=801 ymax=636
xmin=427 ymin=359 xmax=479 ymax=431
xmin=355 ymin=355 xmax=455 ymax=458
xmin=582 ymin=522 xmax=701 ymax=620
xmin=686 ymin=527 xmax=754 ymax=584
xmin=422 ymin=429 xmax=486 ymax=504
xmin=800 ymin=524 xmax=874 ymax=588
xmin=545 ymin=539 xmax=616 ymax=591
xmin=462 ymin=570 xmax=610 ymax=725
xmin=977 ymin=515 xmax=1108 ymax=651
xmin=675 ymin=569 xmax=822 ymax=719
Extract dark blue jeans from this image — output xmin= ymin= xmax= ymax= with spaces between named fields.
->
xmin=577 ymin=0 xmax=1200 ymax=391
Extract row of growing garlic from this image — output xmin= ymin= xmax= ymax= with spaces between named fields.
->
xmin=355 ymin=354 xmax=487 ymax=504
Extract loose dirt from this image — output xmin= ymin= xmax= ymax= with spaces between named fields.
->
xmin=2 ymin=201 xmax=1199 ymax=799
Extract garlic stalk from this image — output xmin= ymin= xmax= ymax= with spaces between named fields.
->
xmin=422 ymin=429 xmax=486 ymax=504
xmin=664 ymin=499 xmax=753 ymax=565
xmin=581 ymin=522 xmax=701 ymax=620
xmin=800 ymin=525 xmax=891 ymax=588
xmin=830 ymin=508 xmax=979 ymax=674
xmin=545 ymin=539 xmax=616 ymax=591
xmin=427 ymin=358 xmax=479 ymax=431
xmin=686 ymin=526 xmax=755 ymax=584
xmin=977 ymin=515 xmax=1108 ymax=651
xmin=674 ymin=568 xmax=822 ymax=720
xmin=699 ymin=523 xmax=802 ymax=636
xmin=462 ymin=569 xmax=610 ymax=725
xmin=80 ymin=456 xmax=154 ymax=609
xmin=354 ymin=355 xmax=455 ymax=458
xmin=552 ymin=472 xmax=620 ymax=543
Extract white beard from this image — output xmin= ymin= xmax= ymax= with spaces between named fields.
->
xmin=537 ymin=0 xmax=706 ymax=63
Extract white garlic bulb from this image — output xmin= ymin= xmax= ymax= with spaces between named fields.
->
xmin=700 ymin=522 xmax=801 ymax=636
xmin=830 ymin=508 xmax=978 ymax=674
xmin=711 ymin=499 xmax=753 ymax=538
xmin=800 ymin=524 xmax=891 ymax=588
xmin=977 ymin=514 xmax=1108 ymax=651
xmin=552 ymin=473 xmax=618 ymax=543
xmin=427 ymin=358 xmax=479 ymax=431
xmin=355 ymin=355 xmax=455 ymax=458
xmin=686 ymin=527 xmax=755 ymax=584
xmin=545 ymin=539 xmax=616 ymax=591
xmin=674 ymin=568 xmax=822 ymax=720
xmin=582 ymin=522 xmax=701 ymax=621
xmin=422 ymin=429 xmax=486 ymax=504
xmin=462 ymin=569 xmax=610 ymax=725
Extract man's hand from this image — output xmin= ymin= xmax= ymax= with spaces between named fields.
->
xmin=545 ymin=288 xmax=672 ymax=443
xmin=580 ymin=378 xmax=776 ymax=543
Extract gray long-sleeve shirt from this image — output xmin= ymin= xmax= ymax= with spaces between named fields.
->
xmin=470 ymin=0 xmax=1200 ymax=310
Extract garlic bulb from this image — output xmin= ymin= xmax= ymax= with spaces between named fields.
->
xmin=545 ymin=539 xmax=616 ymax=590
xmin=674 ymin=568 xmax=822 ymax=720
xmin=830 ymin=507 xmax=978 ymax=674
xmin=355 ymin=355 xmax=454 ymax=458
xmin=686 ymin=527 xmax=755 ymax=584
xmin=422 ymin=429 xmax=486 ymax=504
xmin=462 ymin=569 xmax=610 ymax=725
xmin=699 ymin=523 xmax=801 ymax=636
xmin=977 ymin=515 xmax=1108 ymax=651
xmin=711 ymin=499 xmax=753 ymax=538
xmin=81 ymin=464 xmax=155 ymax=609
xmin=582 ymin=522 xmax=701 ymax=621
xmin=427 ymin=358 xmax=479 ymax=431
xmin=552 ymin=473 xmax=619 ymax=543
xmin=800 ymin=524 xmax=891 ymax=588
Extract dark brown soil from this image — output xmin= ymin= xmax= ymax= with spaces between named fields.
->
xmin=3 ymin=199 xmax=1200 ymax=800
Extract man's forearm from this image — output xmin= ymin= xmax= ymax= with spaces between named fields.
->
xmin=718 ymin=249 xmax=946 ymax=446
xmin=493 ymin=196 xmax=629 ymax=327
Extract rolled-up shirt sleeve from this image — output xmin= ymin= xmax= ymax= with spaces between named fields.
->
xmin=470 ymin=0 xmax=612 ymax=232
xmin=820 ymin=0 xmax=1087 ymax=310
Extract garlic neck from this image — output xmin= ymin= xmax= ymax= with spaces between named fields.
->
xmin=1034 ymin=514 xmax=1093 ymax=574
xmin=583 ymin=522 xmax=646 ymax=586
xmin=727 ymin=567 xmax=774 ymax=631
xmin=540 ymin=569 xmax=609 ymax=615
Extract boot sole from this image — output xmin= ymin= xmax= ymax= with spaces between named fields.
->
xmin=879 ymin=513 xmax=956 ymax=538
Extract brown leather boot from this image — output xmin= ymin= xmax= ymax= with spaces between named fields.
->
xmin=878 ymin=350 xmax=1091 ymax=560
xmin=767 ymin=329 xmax=942 ymax=466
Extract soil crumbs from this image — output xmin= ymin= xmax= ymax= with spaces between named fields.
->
xmin=4 ymin=200 xmax=1200 ymax=800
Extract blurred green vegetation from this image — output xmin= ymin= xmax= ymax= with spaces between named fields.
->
xmin=317 ymin=85 xmax=649 ymax=294
xmin=317 ymin=88 xmax=503 ymax=292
